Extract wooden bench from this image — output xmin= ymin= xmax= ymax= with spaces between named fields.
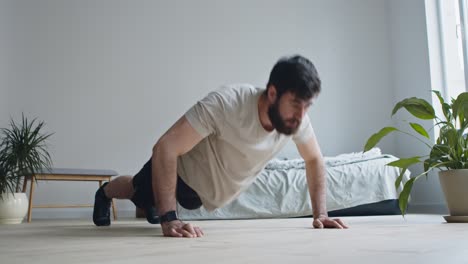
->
xmin=22 ymin=168 xmax=119 ymax=223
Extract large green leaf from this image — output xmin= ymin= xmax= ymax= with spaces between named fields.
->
xmin=409 ymin=123 xmax=429 ymax=139
xmin=430 ymin=144 xmax=450 ymax=159
xmin=453 ymin=92 xmax=468 ymax=124
xmin=423 ymin=159 xmax=431 ymax=175
xmin=395 ymin=168 xmax=407 ymax=190
xmin=399 ymin=177 xmax=416 ymax=216
xmin=446 ymin=128 xmax=458 ymax=149
xmin=392 ymin=97 xmax=435 ymax=120
xmin=387 ymin=157 xmax=421 ymax=168
xmin=432 ymin=90 xmax=452 ymax=121
xmin=364 ymin=127 xmax=398 ymax=152
xmin=426 ymin=146 xmax=450 ymax=170
xmin=443 ymin=103 xmax=453 ymax=122
xmin=438 ymin=125 xmax=458 ymax=149
xmin=432 ymin=90 xmax=445 ymax=105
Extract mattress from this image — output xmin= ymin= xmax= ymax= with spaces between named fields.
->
xmin=178 ymin=148 xmax=410 ymax=220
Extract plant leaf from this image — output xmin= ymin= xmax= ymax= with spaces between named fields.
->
xmin=387 ymin=157 xmax=421 ymax=168
xmin=432 ymin=90 xmax=445 ymax=105
xmin=395 ymin=168 xmax=407 ymax=190
xmin=0 ymin=113 xmax=53 ymax=193
xmin=399 ymin=177 xmax=416 ymax=216
xmin=392 ymin=97 xmax=435 ymax=120
xmin=364 ymin=127 xmax=398 ymax=152
xmin=409 ymin=123 xmax=430 ymax=139
xmin=432 ymin=90 xmax=453 ymax=122
xmin=452 ymin=92 xmax=468 ymax=120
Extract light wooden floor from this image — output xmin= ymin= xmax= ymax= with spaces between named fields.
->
xmin=1 ymin=214 xmax=467 ymax=264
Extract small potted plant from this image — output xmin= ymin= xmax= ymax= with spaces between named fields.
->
xmin=364 ymin=91 xmax=468 ymax=222
xmin=0 ymin=114 xmax=53 ymax=224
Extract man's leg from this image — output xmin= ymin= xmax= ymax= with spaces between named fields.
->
xmin=103 ymin=176 xmax=134 ymax=199
xmin=129 ymin=158 xmax=160 ymax=224
xmin=93 ymin=176 xmax=134 ymax=226
xmin=176 ymin=177 xmax=203 ymax=210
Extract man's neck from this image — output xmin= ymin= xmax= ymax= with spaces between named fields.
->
xmin=258 ymin=92 xmax=274 ymax=132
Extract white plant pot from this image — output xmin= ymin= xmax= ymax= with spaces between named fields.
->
xmin=0 ymin=192 xmax=29 ymax=224
xmin=439 ymin=169 xmax=468 ymax=216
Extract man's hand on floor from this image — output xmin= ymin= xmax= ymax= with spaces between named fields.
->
xmin=313 ymin=216 xmax=348 ymax=229
xmin=161 ymin=220 xmax=204 ymax=238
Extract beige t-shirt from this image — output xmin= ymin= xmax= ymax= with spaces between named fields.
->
xmin=177 ymin=84 xmax=314 ymax=211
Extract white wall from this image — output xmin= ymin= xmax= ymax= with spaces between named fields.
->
xmin=5 ymin=0 xmax=396 ymax=218
xmin=387 ymin=0 xmax=446 ymax=213
xmin=0 ymin=0 xmax=7 ymax=127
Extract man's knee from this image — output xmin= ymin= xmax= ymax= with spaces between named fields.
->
xmin=178 ymin=198 xmax=202 ymax=210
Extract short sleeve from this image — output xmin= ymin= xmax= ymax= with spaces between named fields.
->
xmin=184 ymin=91 xmax=225 ymax=138
xmin=292 ymin=114 xmax=314 ymax=144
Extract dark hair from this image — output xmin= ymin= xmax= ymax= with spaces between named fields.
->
xmin=266 ymin=55 xmax=321 ymax=99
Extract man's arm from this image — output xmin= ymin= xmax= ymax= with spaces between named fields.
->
xmin=296 ymin=136 xmax=348 ymax=229
xmin=152 ymin=116 xmax=205 ymax=237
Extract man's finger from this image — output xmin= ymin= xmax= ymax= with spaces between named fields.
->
xmin=194 ymin=227 xmax=204 ymax=237
xmin=180 ymin=229 xmax=195 ymax=238
xmin=325 ymin=219 xmax=343 ymax=229
xmin=169 ymin=228 xmax=183 ymax=237
xmin=335 ymin=219 xmax=349 ymax=229
xmin=198 ymin=227 xmax=204 ymax=236
xmin=183 ymin=223 xmax=197 ymax=236
xmin=313 ymin=219 xmax=323 ymax=229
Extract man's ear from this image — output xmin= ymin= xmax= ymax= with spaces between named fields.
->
xmin=267 ymin=85 xmax=277 ymax=103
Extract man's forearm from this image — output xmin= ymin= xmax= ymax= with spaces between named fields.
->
xmin=152 ymin=144 xmax=178 ymax=216
xmin=305 ymin=160 xmax=327 ymax=218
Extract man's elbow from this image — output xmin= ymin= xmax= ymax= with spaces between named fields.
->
xmin=152 ymin=139 xmax=174 ymax=158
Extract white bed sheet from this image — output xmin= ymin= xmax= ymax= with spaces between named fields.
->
xmin=178 ymin=148 xmax=411 ymax=220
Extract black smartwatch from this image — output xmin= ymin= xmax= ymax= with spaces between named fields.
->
xmin=160 ymin=210 xmax=178 ymax=223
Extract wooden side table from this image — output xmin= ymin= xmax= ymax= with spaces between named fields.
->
xmin=23 ymin=168 xmax=119 ymax=223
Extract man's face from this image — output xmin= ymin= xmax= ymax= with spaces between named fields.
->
xmin=268 ymin=92 xmax=313 ymax=135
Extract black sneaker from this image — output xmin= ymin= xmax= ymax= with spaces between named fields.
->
xmin=93 ymin=182 xmax=111 ymax=226
xmin=145 ymin=207 xmax=160 ymax=224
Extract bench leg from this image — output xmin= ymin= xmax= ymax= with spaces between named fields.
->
xmin=22 ymin=176 xmax=28 ymax=193
xmin=27 ymin=178 xmax=35 ymax=223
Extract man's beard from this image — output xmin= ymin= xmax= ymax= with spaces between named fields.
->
xmin=267 ymin=100 xmax=301 ymax=135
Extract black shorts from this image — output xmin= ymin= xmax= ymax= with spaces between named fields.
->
xmin=131 ymin=158 xmax=202 ymax=211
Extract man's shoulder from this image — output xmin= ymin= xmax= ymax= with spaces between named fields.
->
xmin=195 ymin=83 xmax=263 ymax=113
xmin=213 ymin=83 xmax=262 ymax=102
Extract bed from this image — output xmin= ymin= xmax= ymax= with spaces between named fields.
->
xmin=177 ymin=148 xmax=410 ymax=220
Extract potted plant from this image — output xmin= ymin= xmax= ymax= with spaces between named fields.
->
xmin=364 ymin=91 xmax=468 ymax=221
xmin=0 ymin=114 xmax=53 ymax=224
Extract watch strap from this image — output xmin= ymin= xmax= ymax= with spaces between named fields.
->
xmin=160 ymin=210 xmax=178 ymax=223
